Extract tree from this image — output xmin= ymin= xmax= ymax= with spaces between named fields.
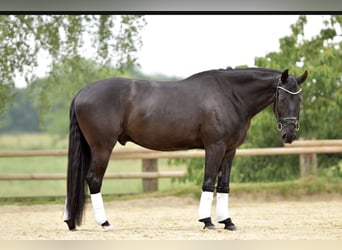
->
xmin=0 ymin=88 xmax=40 ymax=133
xmin=0 ymin=15 xmax=146 ymax=115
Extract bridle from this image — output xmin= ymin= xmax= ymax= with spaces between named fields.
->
xmin=275 ymin=79 xmax=302 ymax=131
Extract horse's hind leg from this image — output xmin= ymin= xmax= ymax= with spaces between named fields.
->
xmin=86 ymin=143 xmax=115 ymax=230
xmin=216 ymin=149 xmax=237 ymax=231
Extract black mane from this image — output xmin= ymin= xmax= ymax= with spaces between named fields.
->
xmin=185 ymin=67 xmax=281 ymax=80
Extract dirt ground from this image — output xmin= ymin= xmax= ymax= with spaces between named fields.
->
xmin=0 ymin=195 xmax=341 ymax=240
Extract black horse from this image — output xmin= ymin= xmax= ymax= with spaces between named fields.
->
xmin=63 ymin=67 xmax=308 ymax=231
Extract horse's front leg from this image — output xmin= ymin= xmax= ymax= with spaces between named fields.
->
xmin=216 ymin=148 xmax=237 ymax=231
xmin=198 ymin=142 xmax=226 ymax=229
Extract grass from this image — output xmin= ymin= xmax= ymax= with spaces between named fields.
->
xmin=231 ymin=176 xmax=342 ymax=200
xmin=1 ymin=177 xmax=342 ymax=206
xmin=0 ymin=133 xmax=69 ymax=150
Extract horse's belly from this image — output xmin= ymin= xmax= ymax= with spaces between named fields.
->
xmin=124 ymin=120 xmax=203 ymax=151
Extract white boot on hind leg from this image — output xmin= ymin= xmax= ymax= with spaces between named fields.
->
xmin=90 ymin=192 xmax=114 ymax=231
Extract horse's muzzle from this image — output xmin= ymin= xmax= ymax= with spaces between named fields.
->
xmin=281 ymin=128 xmax=296 ymax=144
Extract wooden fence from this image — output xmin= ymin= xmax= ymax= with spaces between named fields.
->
xmin=284 ymin=139 xmax=342 ymax=177
xmin=0 ymin=139 xmax=341 ymax=192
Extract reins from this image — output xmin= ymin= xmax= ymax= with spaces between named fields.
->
xmin=275 ymin=79 xmax=302 ymax=131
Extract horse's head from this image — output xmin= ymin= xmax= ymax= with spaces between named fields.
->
xmin=274 ymin=69 xmax=308 ymax=144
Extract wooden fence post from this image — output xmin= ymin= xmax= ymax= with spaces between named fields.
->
xmin=300 ymin=152 xmax=317 ymax=177
xmin=298 ymin=138 xmax=317 ymax=178
xmin=142 ymin=159 xmax=158 ymax=192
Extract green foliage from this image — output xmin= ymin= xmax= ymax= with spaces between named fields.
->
xmin=0 ymin=83 xmax=15 ymax=120
xmin=0 ymin=15 xmax=146 ymax=116
xmin=0 ymin=88 xmax=39 ymax=133
xmin=169 ymin=158 xmax=204 ymax=185
xmin=319 ymin=158 xmax=342 ymax=179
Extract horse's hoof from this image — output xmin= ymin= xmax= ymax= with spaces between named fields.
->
xmin=64 ymin=220 xmax=76 ymax=231
xmin=199 ymin=217 xmax=216 ymax=230
xmin=101 ymin=221 xmax=114 ymax=231
xmin=219 ymin=218 xmax=237 ymax=231
xmin=225 ymin=224 xmax=237 ymax=231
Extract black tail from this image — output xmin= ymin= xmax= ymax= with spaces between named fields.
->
xmin=66 ymin=98 xmax=91 ymax=226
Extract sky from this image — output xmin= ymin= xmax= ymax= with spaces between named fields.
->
xmin=137 ymin=15 xmax=327 ymax=78
xmin=15 ymin=15 xmax=328 ymax=87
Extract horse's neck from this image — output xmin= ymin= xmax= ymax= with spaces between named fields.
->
xmin=228 ymin=76 xmax=277 ymax=118
xmin=246 ymin=79 xmax=277 ymax=117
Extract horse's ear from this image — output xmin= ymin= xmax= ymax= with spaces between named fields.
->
xmin=297 ymin=70 xmax=308 ymax=85
xmin=281 ymin=69 xmax=289 ymax=83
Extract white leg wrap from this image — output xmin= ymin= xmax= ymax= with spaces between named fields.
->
xmin=63 ymin=197 xmax=69 ymax=221
xmin=198 ymin=191 xmax=214 ymax=220
xmin=90 ymin=192 xmax=107 ymax=225
xmin=216 ymin=192 xmax=229 ymax=222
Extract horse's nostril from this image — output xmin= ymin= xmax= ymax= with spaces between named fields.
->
xmin=282 ymin=133 xmax=287 ymax=140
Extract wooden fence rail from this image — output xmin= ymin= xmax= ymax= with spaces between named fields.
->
xmin=0 ymin=171 xmax=186 ymax=180
xmin=0 ymin=140 xmax=341 ymax=192
xmin=0 ymin=145 xmax=341 ymax=159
